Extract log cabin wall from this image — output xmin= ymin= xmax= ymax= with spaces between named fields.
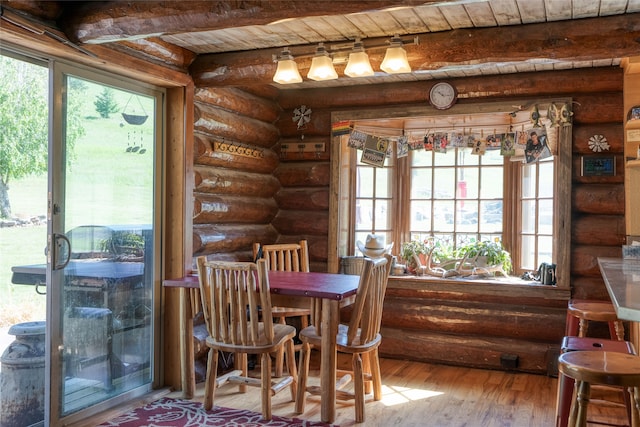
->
xmin=191 ymin=86 xmax=283 ymax=263
xmin=187 ymin=65 xmax=623 ymax=375
xmin=273 ymin=66 xmax=622 ymax=374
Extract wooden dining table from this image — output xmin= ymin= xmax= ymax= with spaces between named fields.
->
xmin=163 ymin=269 xmax=361 ymax=424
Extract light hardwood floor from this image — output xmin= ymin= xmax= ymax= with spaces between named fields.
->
xmin=166 ymin=351 xmax=628 ymax=427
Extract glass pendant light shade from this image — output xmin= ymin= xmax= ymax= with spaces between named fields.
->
xmin=344 ymin=39 xmax=374 ymax=77
xmin=273 ymin=49 xmax=303 ymax=84
xmin=307 ymin=43 xmax=338 ymax=81
xmin=381 ymin=37 xmax=411 ymax=74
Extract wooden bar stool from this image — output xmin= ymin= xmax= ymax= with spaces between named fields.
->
xmin=558 ymin=351 xmax=640 ymax=427
xmin=566 ymin=299 xmax=625 ymax=340
xmin=555 ymin=336 xmax=636 ymax=427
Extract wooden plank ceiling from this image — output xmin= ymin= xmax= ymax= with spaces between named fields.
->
xmin=2 ymin=0 xmax=640 ymax=90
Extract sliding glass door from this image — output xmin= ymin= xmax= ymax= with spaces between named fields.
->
xmin=47 ymin=63 xmax=162 ymax=425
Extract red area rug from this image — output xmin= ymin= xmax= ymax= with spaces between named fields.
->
xmin=96 ymin=397 xmax=337 ymax=427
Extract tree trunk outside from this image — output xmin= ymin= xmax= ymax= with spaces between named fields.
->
xmin=0 ymin=179 xmax=12 ymax=219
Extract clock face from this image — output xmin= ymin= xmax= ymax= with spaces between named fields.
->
xmin=429 ymin=82 xmax=457 ymax=110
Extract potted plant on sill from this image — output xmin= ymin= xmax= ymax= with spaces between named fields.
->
xmin=400 ymin=239 xmax=431 ymax=274
xmin=455 ymin=240 xmax=512 ymax=276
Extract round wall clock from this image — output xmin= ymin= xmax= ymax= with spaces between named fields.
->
xmin=429 ymin=82 xmax=457 ymax=110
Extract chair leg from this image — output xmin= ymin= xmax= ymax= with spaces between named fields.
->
xmin=362 ymin=352 xmax=372 ymax=395
xmin=236 ymin=352 xmax=248 ymax=393
xmin=203 ymin=348 xmax=219 ymax=411
xmin=274 ymin=317 xmax=286 ymax=377
xmin=353 ymin=353 xmax=365 ymax=423
xmin=261 ymin=352 xmax=272 ymax=420
xmin=370 ymin=348 xmax=383 ymax=401
xmin=572 ymin=380 xmax=590 ymax=427
xmin=295 ymin=341 xmax=310 ymax=414
xmin=285 ymin=338 xmax=298 ymax=400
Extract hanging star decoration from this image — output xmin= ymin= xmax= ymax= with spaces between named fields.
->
xmin=588 ymin=134 xmax=610 ymax=152
xmin=293 ymin=105 xmax=312 ymax=130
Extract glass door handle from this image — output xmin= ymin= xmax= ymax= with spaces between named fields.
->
xmin=52 ymin=233 xmax=71 ymax=270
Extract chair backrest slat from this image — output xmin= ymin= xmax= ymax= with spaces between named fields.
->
xmin=253 ymin=240 xmax=310 ymax=273
xmin=197 ymin=257 xmax=274 ymax=347
xmin=346 ymin=254 xmax=392 ymax=346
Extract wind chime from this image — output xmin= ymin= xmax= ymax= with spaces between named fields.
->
xmin=122 ymin=94 xmax=148 ymax=155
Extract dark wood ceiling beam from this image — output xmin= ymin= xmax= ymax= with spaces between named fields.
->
xmin=190 ymin=14 xmax=640 ymax=87
xmin=61 ymin=1 xmax=438 ymax=44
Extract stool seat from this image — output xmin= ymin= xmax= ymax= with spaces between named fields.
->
xmin=558 ymin=351 xmax=640 ymax=427
xmin=566 ymin=299 xmax=624 ymax=341
xmin=556 ymin=337 xmax=636 ymax=427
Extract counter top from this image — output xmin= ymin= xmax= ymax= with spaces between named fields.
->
xmin=598 ymin=257 xmax=640 ymax=321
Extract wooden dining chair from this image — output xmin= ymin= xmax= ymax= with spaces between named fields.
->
xmin=253 ymin=240 xmax=312 ymax=377
xmin=295 ymin=254 xmax=393 ymax=423
xmin=196 ymin=257 xmax=298 ymax=420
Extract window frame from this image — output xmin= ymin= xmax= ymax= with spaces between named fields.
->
xmin=328 ymin=99 xmax=572 ymax=291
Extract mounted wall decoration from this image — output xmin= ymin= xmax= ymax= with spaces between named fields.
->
xmin=588 ymin=134 xmax=610 ymax=152
xmin=547 ymin=103 xmax=560 ymax=127
xmin=293 ymin=105 xmax=312 ymax=130
xmin=213 ymin=140 xmax=264 ymax=158
xmin=560 ymin=102 xmax=573 ymax=124
xmin=530 ymin=105 xmax=541 ymax=127
xmin=581 ymin=155 xmax=616 ymax=176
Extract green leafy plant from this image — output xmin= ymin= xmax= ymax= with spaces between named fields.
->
xmin=455 ymin=240 xmax=512 ymax=274
xmin=400 ymin=239 xmax=430 ymax=264
xmin=100 ymin=231 xmax=145 ymax=256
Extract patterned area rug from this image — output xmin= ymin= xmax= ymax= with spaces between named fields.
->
xmin=96 ymin=397 xmax=337 ymax=427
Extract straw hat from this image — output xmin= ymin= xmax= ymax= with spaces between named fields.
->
xmin=356 ymin=234 xmax=393 ymax=258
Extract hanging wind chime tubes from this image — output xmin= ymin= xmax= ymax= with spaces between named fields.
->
xmin=121 ymin=94 xmax=148 ymax=125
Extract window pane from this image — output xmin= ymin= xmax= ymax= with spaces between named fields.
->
xmin=480 ymin=167 xmax=503 ymax=199
xmin=459 ymin=150 xmax=479 ymax=166
xmin=412 ymin=150 xmax=433 ymax=167
xmin=521 ymin=235 xmax=536 ymax=270
xmin=456 ymin=200 xmax=478 ymax=232
xmin=538 ymin=235 xmax=553 ymax=264
xmin=522 ymin=163 xmax=537 ymax=198
xmin=411 ymin=169 xmax=432 ymax=198
xmin=433 ymin=200 xmax=454 ymax=232
xmin=357 ymin=167 xmax=373 ymax=198
xmin=538 ymin=199 xmax=553 ymax=234
xmin=480 ymin=200 xmax=502 ymax=232
xmin=458 ymin=168 xmax=478 ymax=199
xmin=522 ymin=200 xmax=536 ymax=233
xmin=375 ymin=168 xmax=390 ymax=198
xmin=539 ymin=159 xmax=554 ymax=198
xmin=374 ymin=199 xmax=391 ymax=229
xmin=435 ymin=168 xmax=456 ymax=199
xmin=481 ymin=148 xmax=504 ymax=165
xmin=411 ymin=200 xmax=432 ymax=231
xmin=433 ymin=149 xmax=456 ymax=166
xmin=356 ymin=199 xmax=372 ymax=230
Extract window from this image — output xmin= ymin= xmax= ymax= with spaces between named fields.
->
xmin=330 ymin=101 xmax=571 ymax=289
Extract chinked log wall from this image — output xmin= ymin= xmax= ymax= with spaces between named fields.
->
xmin=193 ymin=67 xmax=624 ymax=374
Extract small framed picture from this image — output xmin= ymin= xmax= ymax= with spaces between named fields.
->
xmin=581 ymin=155 xmax=616 ymax=177
xmin=628 ymin=106 xmax=640 ymax=122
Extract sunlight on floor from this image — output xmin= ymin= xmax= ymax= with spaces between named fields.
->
xmin=380 ymin=384 xmax=444 ymax=406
